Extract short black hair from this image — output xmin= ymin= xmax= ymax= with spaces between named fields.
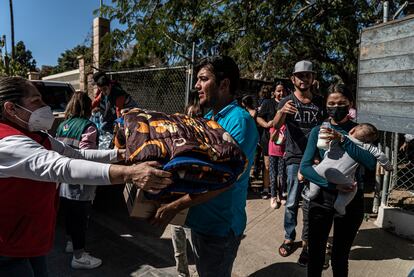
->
xmin=241 ymin=95 xmax=255 ymax=110
xmin=93 ymin=71 xmax=110 ymax=87
xmin=195 ymin=55 xmax=240 ymax=94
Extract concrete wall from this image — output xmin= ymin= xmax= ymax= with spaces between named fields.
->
xmin=375 ymin=206 xmax=414 ymax=241
xmin=357 ymin=14 xmax=414 ymax=134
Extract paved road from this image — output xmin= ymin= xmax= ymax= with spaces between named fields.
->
xmin=49 ymin=187 xmax=414 ymax=277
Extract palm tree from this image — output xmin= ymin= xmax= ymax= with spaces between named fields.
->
xmin=9 ymin=0 xmax=15 ymax=60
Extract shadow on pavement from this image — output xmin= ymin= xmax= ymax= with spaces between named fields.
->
xmin=350 ymin=228 xmax=414 ymax=261
xmin=50 ymin=212 xmax=177 ymax=277
xmin=248 ymin=262 xmax=307 ymax=277
xmin=49 ymin=185 xmax=179 ymax=277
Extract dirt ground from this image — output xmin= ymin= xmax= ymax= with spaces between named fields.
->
xmin=388 ymin=189 xmax=414 ymax=211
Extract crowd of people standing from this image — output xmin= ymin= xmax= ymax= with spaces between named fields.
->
xmin=0 ymin=55 xmax=395 ymax=277
xmin=238 ymin=59 xmax=385 ymax=277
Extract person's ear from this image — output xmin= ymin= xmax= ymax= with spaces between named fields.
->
xmin=3 ymin=101 xmax=17 ymax=117
xmin=219 ymin=78 xmax=230 ymax=92
xmin=291 ymin=75 xmax=295 ymax=84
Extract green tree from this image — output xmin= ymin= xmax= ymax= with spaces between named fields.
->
xmin=99 ymin=0 xmax=406 ymax=90
xmin=39 ymin=65 xmax=55 ymax=78
xmin=14 ymin=41 xmax=36 ymax=71
xmin=0 ymin=41 xmax=36 ymax=77
xmin=52 ymin=45 xmax=92 ymax=74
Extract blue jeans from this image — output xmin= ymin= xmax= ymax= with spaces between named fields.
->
xmin=0 ymin=256 xmax=48 ymax=277
xmin=284 ymin=163 xmax=308 ymax=241
xmin=191 ymin=230 xmax=242 ymax=277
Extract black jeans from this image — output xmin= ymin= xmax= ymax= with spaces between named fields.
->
xmin=307 ymin=188 xmax=364 ymax=277
xmin=0 ymin=256 xmax=48 ymax=277
xmin=191 ymin=230 xmax=242 ymax=277
xmin=61 ymin=198 xmax=92 ymax=250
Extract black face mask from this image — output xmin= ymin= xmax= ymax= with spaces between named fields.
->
xmin=327 ymin=106 xmax=349 ymax=122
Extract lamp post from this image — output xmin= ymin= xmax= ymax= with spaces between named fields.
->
xmin=100 ymin=0 xmax=104 ymax=17
xmin=9 ymin=0 xmax=15 ymax=60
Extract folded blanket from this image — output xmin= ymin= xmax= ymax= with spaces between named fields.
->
xmin=117 ymin=108 xmax=247 ymax=197
xmin=144 ymin=155 xmax=241 ymax=199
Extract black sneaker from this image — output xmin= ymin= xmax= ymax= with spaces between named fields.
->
xmin=297 ymin=249 xmax=309 ymax=267
xmin=261 ymin=191 xmax=270 ymax=199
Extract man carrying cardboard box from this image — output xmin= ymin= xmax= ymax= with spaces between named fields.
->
xmin=150 ymin=56 xmax=258 ymax=277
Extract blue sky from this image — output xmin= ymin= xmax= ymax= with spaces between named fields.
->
xmin=0 ymin=0 xmax=118 ymax=67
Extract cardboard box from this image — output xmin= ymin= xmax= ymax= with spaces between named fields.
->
xmin=123 ymin=183 xmax=188 ymax=226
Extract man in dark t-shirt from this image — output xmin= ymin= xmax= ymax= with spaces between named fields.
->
xmin=272 ymin=60 xmax=325 ymax=265
xmin=279 ymin=92 xmax=325 ymax=165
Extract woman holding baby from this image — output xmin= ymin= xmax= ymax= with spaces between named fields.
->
xmin=300 ymin=83 xmax=377 ymax=277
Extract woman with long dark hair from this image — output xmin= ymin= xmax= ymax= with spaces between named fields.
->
xmin=56 ymin=91 xmax=102 ymax=269
xmin=300 ymin=83 xmax=376 ymax=277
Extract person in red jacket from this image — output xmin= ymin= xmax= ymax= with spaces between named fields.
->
xmin=0 ymin=77 xmax=172 ymax=277
xmin=91 ymin=71 xmax=137 ymax=134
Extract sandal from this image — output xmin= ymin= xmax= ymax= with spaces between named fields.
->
xmin=276 ymin=200 xmax=281 ymax=209
xmin=278 ymin=241 xmax=295 ymax=257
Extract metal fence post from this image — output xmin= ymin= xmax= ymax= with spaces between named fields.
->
xmin=383 ymin=1 xmax=389 ymax=23
xmin=373 ymin=134 xmax=383 ymax=213
xmin=185 ymin=65 xmax=191 ymax=107
xmin=184 ymin=42 xmax=196 ymax=107
xmin=381 ymin=132 xmax=391 ymax=206
xmin=191 ymin=41 xmax=195 ymax=85
xmin=390 ymin=132 xmax=399 ymax=191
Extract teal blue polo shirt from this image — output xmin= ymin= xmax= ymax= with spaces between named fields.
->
xmin=185 ymin=100 xmax=259 ymax=237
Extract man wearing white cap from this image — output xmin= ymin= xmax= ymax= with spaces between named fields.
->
xmin=272 ymin=60 xmax=326 ymax=266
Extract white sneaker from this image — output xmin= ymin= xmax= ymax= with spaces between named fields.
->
xmin=65 ymin=241 xmax=73 ymax=253
xmin=71 ymin=252 xmax=102 ymax=269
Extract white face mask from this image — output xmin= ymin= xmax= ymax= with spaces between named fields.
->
xmin=15 ymin=104 xmax=55 ymax=132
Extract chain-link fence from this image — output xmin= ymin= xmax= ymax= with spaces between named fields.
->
xmin=388 ymin=133 xmax=414 ymax=212
xmin=377 ymin=132 xmax=414 ymax=212
xmin=107 ymin=65 xmax=190 ymax=114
